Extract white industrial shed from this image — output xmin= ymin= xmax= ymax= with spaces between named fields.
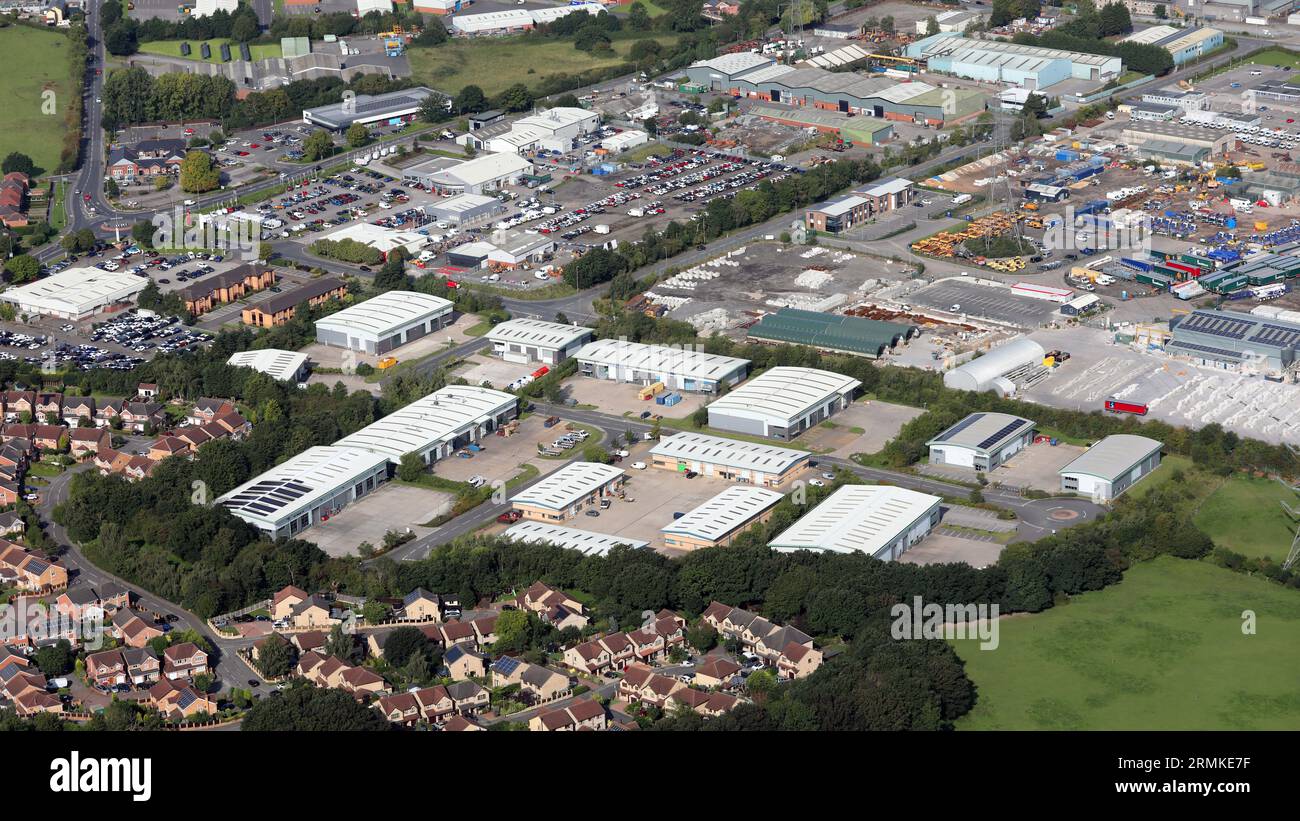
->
xmin=0 ymin=268 xmax=147 ymax=320
xmin=575 ymin=339 xmax=750 ymax=393
xmin=334 ymin=385 xmax=517 ymax=465
xmin=482 ymin=107 xmax=602 ymax=154
xmin=943 ymin=337 xmax=1046 ymax=395
xmin=661 ymin=485 xmax=785 ymax=550
xmin=216 ymin=445 xmax=390 ymax=539
xmin=511 ymin=461 xmax=625 ymax=521
xmin=769 ymin=484 xmax=943 ymax=560
xmin=194 ymin=0 xmax=238 ymax=17
xmin=601 ymin=129 xmax=649 ymax=153
xmin=649 ymin=431 xmax=809 ymax=488
xmin=502 ymin=521 xmax=649 ymax=555
xmin=425 ymin=193 xmax=505 ymax=226
xmin=1059 ymin=434 xmax=1163 ymax=501
xmin=927 ymin=412 xmax=1036 ymax=471
xmin=314 ymin=290 xmax=454 ymax=354
xmin=226 ymin=348 xmax=310 ymax=383
xmin=423 ymin=152 xmax=534 ymax=195
xmin=706 ymin=367 xmax=861 ymax=440
xmin=450 ymin=3 xmax=601 ymax=35
xmin=486 ymin=318 xmax=593 ymax=365
xmin=321 ymin=223 xmax=428 ymax=258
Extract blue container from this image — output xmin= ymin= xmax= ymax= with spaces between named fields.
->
xmin=1225 ymin=217 xmax=1237 ymax=229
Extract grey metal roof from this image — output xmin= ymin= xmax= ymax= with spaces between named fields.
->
xmin=926 ymin=412 xmax=1035 ymax=454
xmin=1059 ymin=435 xmax=1163 ymax=481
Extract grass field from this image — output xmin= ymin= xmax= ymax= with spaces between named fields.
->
xmin=1248 ymin=48 xmax=1300 ymax=69
xmin=1194 ymin=474 xmax=1300 ymax=562
xmin=407 ymin=34 xmax=676 ymax=97
xmin=0 ymin=25 xmax=75 ymax=175
xmin=137 ymin=39 xmax=282 ymax=63
xmin=953 ymin=557 xmax=1300 ymax=730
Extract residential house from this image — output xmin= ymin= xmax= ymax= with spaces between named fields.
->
xmin=401 ymin=587 xmax=441 ymax=621
xmin=162 ymin=642 xmax=209 ymax=681
xmin=776 ymin=642 xmax=825 ymax=681
xmin=442 ymin=714 xmax=485 ymax=731
xmin=528 ymin=698 xmax=608 ymax=731
xmin=148 ymin=678 xmax=218 ymax=719
xmin=296 ymin=651 xmax=391 ymax=699
xmin=667 ymin=687 xmax=741 ymax=718
xmin=700 ymin=601 xmax=823 ymax=679
xmin=107 ymin=139 xmax=187 ymax=182
xmin=0 ymin=542 xmax=68 ymax=592
xmin=96 ymin=400 xmax=164 ymax=433
xmin=0 ymin=511 xmax=22 ymax=538
xmin=598 ymin=632 xmax=635 ymax=671
xmin=85 ymin=646 xmax=160 ymax=689
xmin=289 ymin=629 xmax=328 ymax=656
xmin=3 ymin=423 xmax=65 ymax=451
xmin=34 ymin=393 xmax=63 ymax=422
xmin=443 ymin=643 xmax=488 ymax=681
xmin=617 ymin=663 xmax=684 ymax=708
xmin=1 ymin=390 xmax=35 ymax=420
xmin=290 ymin=595 xmax=342 ymax=629
xmin=61 ymin=396 xmax=95 ymax=426
xmin=626 ymin=629 xmax=666 ymax=665
xmin=491 ymin=656 xmax=571 ymax=704
xmin=445 ymin=680 xmax=490 ymax=715
xmin=517 ymin=581 xmax=583 ymax=615
xmin=437 ymin=620 xmax=477 ymax=648
xmin=13 ymin=689 xmax=63 ymax=717
xmin=374 ymin=684 xmax=456 ymax=725
xmin=187 ymin=398 xmax=237 ymax=427
xmin=271 ymin=585 xmax=308 ymax=621
xmin=54 ymin=583 xmax=130 ymax=622
xmin=692 ymin=657 xmax=742 ymax=689
xmin=469 ymin=614 xmax=498 ymax=646
xmin=111 ymin=609 xmax=164 ymax=649
xmin=137 ymin=383 xmax=160 ymax=400
xmin=68 ymin=427 xmax=110 ymax=457
xmin=563 ymin=638 xmax=613 ymax=675
xmin=0 ymin=172 xmax=30 ymax=228
xmin=147 ymin=435 xmax=190 ymax=462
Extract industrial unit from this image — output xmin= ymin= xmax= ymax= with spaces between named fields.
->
xmin=216 ymin=446 xmax=391 ymax=539
xmin=425 ymin=193 xmax=506 ymax=226
xmin=660 ymin=486 xmax=785 ymax=551
xmin=225 ymin=349 xmax=309 ymax=383
xmin=804 ymin=177 xmax=914 ymax=232
xmin=1059 ymin=434 xmax=1163 ymax=501
xmin=1167 ymin=308 xmax=1300 ymax=375
xmin=706 ymin=366 xmax=861 ymax=440
xmin=314 ymin=290 xmax=454 ymax=355
xmin=748 ymin=105 xmax=894 ymax=146
xmin=501 ymin=521 xmax=648 ymax=555
xmin=0 ymin=268 xmax=148 ymax=320
xmin=943 ymin=337 xmax=1048 ymax=395
xmin=926 ymin=412 xmax=1036 ymax=471
xmin=575 ymin=339 xmax=750 ymax=393
xmin=302 ymin=87 xmax=440 ymax=130
xmin=333 ymin=385 xmax=517 ymax=466
xmin=649 ymin=431 xmax=810 ymax=488
xmin=413 ymin=152 xmax=534 ymax=195
xmin=485 ymin=318 xmax=594 ymax=365
xmin=1120 ymin=25 xmax=1223 ymax=65
xmin=449 ymin=3 xmax=602 ymax=36
xmin=748 ymin=307 xmax=917 ymax=358
xmin=600 ymin=130 xmax=649 ymax=154
xmin=683 ymin=53 xmax=985 ymax=126
xmin=460 ymin=107 xmax=601 ymax=154
xmin=510 ymin=462 xmax=626 ymax=522
xmin=905 ymin=32 xmax=1122 ymax=88
xmin=320 ymin=222 xmax=428 ymax=259
xmin=1120 ymin=121 xmax=1231 ymax=165
xmin=768 ymin=485 xmax=943 ymax=560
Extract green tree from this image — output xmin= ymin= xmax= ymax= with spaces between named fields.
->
xmin=179 ymin=150 xmax=220 ymax=193
xmin=255 ymin=636 xmax=294 ymax=678
xmin=302 ymin=129 xmax=336 ymax=162
xmin=345 ymin=123 xmax=370 ymax=148
xmin=628 ymin=1 xmax=651 ymax=30
xmin=382 ymin=626 xmax=429 ymax=667
xmin=493 ymin=609 xmax=530 ymax=649
xmin=4 ymin=255 xmax=39 ymax=284
xmin=397 ymin=451 xmax=426 ymax=482
xmin=241 ymin=683 xmax=391 ymax=731
xmin=495 ymin=83 xmax=534 ymax=113
xmin=453 ymin=84 xmax=488 ymax=114
xmin=1 ymin=152 xmax=34 ymax=176
xmin=926 ymin=15 xmax=939 ymax=36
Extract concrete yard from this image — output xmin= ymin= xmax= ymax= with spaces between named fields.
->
xmin=899 ymin=531 xmax=1006 ymax=570
xmin=910 ymin=279 xmax=1063 ymax=327
xmin=794 ymin=399 xmax=925 ymax=456
xmin=302 ymin=310 xmax=480 ymax=371
xmin=432 ymin=415 xmax=575 ymax=485
xmin=562 ymin=375 xmax=709 ymax=420
xmin=989 ymin=440 xmax=1087 ymax=492
xmin=308 ymin=483 xmax=453 ymax=558
xmin=453 ymin=354 xmax=543 ymax=392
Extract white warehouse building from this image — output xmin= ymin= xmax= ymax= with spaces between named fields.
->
xmin=502 ymin=521 xmax=649 ymax=555
xmin=926 ymin=412 xmax=1036 ymax=471
xmin=486 ymin=318 xmax=594 ymax=365
xmin=943 ymin=337 xmax=1046 ymax=396
xmin=575 ymin=339 xmax=750 ymax=393
xmin=334 ymin=385 xmax=518 ymax=466
xmin=421 ymin=152 xmax=534 ymax=195
xmin=769 ymin=484 xmax=943 ymax=561
xmin=314 ymin=290 xmax=454 ymax=354
xmin=706 ymin=367 xmax=861 ymax=441
xmin=216 ymin=446 xmax=391 ymax=539
xmin=320 ymin=223 xmax=429 ymax=259
xmin=463 ymin=107 xmax=602 ymax=154
xmin=0 ymin=268 xmax=148 ymax=320
xmin=226 ymin=349 xmax=310 ymax=383
xmin=1059 ymin=434 xmax=1163 ymax=502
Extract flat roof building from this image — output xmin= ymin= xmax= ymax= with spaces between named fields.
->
xmin=575 ymin=339 xmax=749 ymax=393
xmin=1121 ymin=25 xmax=1223 ymax=64
xmin=315 ymin=290 xmax=454 ymax=355
xmin=706 ymin=367 xmax=861 ymax=440
xmin=511 ymin=462 xmax=626 ymax=522
xmin=1059 ymin=434 xmax=1162 ymax=502
xmin=649 ymin=431 xmax=809 ymax=488
xmin=216 ymin=446 xmax=390 ymax=539
xmin=1167 ymin=308 xmax=1300 ymax=375
xmin=425 ymin=193 xmax=505 ymax=226
xmin=502 ymin=521 xmax=648 ymax=555
xmin=926 ymin=412 xmax=1036 ymax=471
xmin=449 ymin=3 xmax=601 ymax=35
xmin=303 ymin=87 xmax=439 ymax=130
xmin=419 ymin=152 xmax=533 ymax=195
xmin=0 ymin=268 xmax=147 ymax=320
xmin=334 ymin=385 xmax=517 ymax=465
xmin=906 ymin=32 xmax=1122 ymax=87
xmin=748 ymin=307 xmax=918 ymax=358
xmin=320 ymin=223 xmax=428 ymax=259
xmin=485 ymin=319 xmax=593 ymax=365
xmin=660 ymin=486 xmax=784 ymax=551
xmin=226 ymin=349 xmax=309 ymax=383
xmin=769 ymin=484 xmax=943 ymax=560
xmin=473 ymin=107 xmax=602 ymax=154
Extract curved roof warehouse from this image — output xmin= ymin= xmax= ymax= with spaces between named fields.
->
xmin=315 ymin=290 xmax=454 ymax=355
xmin=747 ymin=307 xmax=918 ymax=359
xmin=706 ymin=366 xmax=861 ymax=440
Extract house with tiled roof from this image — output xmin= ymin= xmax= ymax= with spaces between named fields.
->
xmin=0 ymin=542 xmax=68 ymax=592
xmin=444 ymin=643 xmax=488 ymax=681
xmin=148 ymin=678 xmax=217 ymax=719
xmin=563 ymin=638 xmax=613 ymax=675
xmin=617 ymin=663 xmax=684 ymax=708
xmin=13 ymin=689 xmax=62 ymax=717
xmin=442 ymin=714 xmax=485 ymax=731
xmin=62 ymin=396 xmax=95 ymax=425
xmin=108 ymin=140 xmax=187 ymax=182
xmin=401 ymin=587 xmax=441 ymax=621
xmin=517 ymin=581 xmax=584 ymax=616
xmin=69 ymin=427 xmax=110 ymax=457
xmin=187 ymin=398 xmax=238 ymax=427
xmin=491 ymin=656 xmax=572 ymax=704
xmin=54 ymin=582 xmax=129 ymax=621
xmin=693 ymin=657 xmax=742 ymax=689
xmin=0 ymin=172 xmax=30 ymax=228
xmin=698 ymin=601 xmax=823 ymax=679
xmin=528 ymin=697 xmax=608 ymax=731
xmin=111 ymin=609 xmax=163 ymax=649
xmin=162 ymin=642 xmax=208 ymax=681
xmin=445 ymin=680 xmax=490 ymax=715
xmin=86 ymin=646 xmax=160 ymax=689
xmin=271 ymin=585 xmax=309 ymax=621
xmin=374 ymin=684 xmax=456 ymax=725
xmin=289 ymin=629 xmax=328 ymax=656
xmin=290 ymin=594 xmax=341 ymax=629
xmin=668 ymin=687 xmax=741 ymax=718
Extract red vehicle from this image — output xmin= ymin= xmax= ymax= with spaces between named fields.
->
xmin=1105 ymin=398 xmax=1148 ymax=416
xmin=83 ymin=194 xmax=91 ymax=202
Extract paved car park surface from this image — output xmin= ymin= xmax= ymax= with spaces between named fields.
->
xmin=911 ymin=280 xmax=1063 ymax=327
xmin=308 ymin=483 xmax=455 ymax=558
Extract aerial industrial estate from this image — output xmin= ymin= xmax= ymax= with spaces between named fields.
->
xmin=0 ymin=0 xmax=1297 ymax=756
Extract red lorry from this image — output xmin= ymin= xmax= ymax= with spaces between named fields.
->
xmin=1105 ymin=398 xmax=1148 ymax=415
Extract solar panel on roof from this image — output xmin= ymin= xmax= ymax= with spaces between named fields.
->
xmin=936 ymin=413 xmax=984 ymax=442
xmin=977 ymin=418 xmax=1029 ymax=450
xmin=177 ymin=688 xmax=197 ymax=709
xmin=356 ymin=95 xmax=420 ymax=115
xmin=494 ymin=656 xmax=521 ymax=675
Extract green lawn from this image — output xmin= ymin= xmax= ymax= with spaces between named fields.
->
xmin=1248 ymin=48 xmax=1300 ymax=69
xmin=1194 ymin=473 xmax=1300 ymax=562
xmin=406 ymin=34 xmax=678 ymax=98
xmin=49 ymin=182 xmax=67 ymax=232
xmin=0 ymin=25 xmax=76 ymax=175
xmin=953 ymin=557 xmax=1300 ymax=730
xmin=137 ymin=39 xmax=282 ymax=64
